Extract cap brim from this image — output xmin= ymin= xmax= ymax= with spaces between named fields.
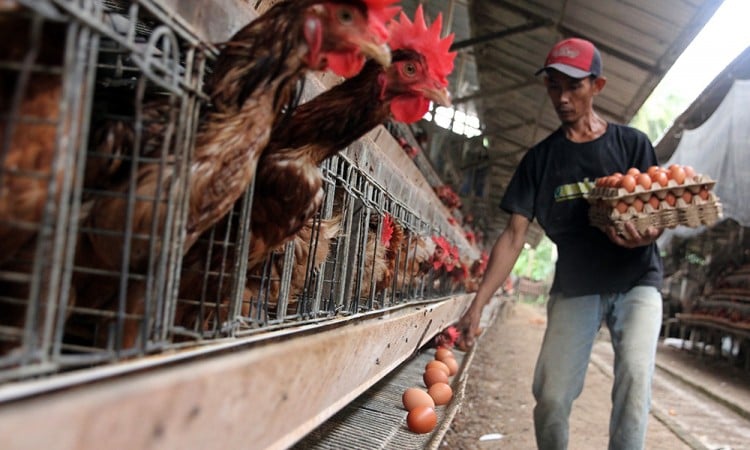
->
xmin=535 ymin=63 xmax=592 ymax=79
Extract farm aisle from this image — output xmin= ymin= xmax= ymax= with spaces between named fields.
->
xmin=442 ymin=301 xmax=750 ymax=449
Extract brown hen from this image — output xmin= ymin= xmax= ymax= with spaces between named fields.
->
xmin=375 ymin=213 xmax=405 ymax=295
xmin=0 ymin=11 xmax=69 ymax=354
xmin=0 ymin=13 xmax=65 ymax=264
xmin=173 ymin=213 xmax=341 ymax=332
xmin=74 ymin=0 xmax=394 ymax=349
xmin=246 ymin=6 xmax=455 ymax=269
xmin=397 ymin=231 xmax=435 ymax=293
xmin=244 ymin=213 xmax=342 ymax=319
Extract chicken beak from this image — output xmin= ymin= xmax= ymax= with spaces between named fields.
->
xmin=422 ymin=86 xmax=452 ymax=107
xmin=357 ymin=39 xmax=391 ymax=67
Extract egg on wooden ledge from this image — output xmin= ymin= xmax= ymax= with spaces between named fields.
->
xmin=402 ymin=387 xmax=435 ymax=411
xmin=423 ymin=367 xmax=449 ymax=387
xmin=428 ymin=382 xmax=453 ymax=406
xmin=406 ymin=405 xmax=437 ymax=434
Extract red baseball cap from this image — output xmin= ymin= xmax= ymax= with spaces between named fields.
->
xmin=535 ymin=37 xmax=602 ymax=78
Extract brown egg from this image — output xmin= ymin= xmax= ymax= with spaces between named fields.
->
xmin=402 ymin=387 xmax=435 ymax=411
xmin=669 ymin=165 xmax=686 ymax=184
xmin=626 ymin=167 xmax=641 ymax=176
xmin=435 ymin=348 xmax=454 ymax=362
xmin=651 ymin=171 xmax=668 ymax=187
xmin=683 ymin=165 xmax=696 ymax=180
xmin=595 ymin=176 xmax=607 ymax=187
xmin=699 ymin=188 xmax=709 ymax=200
xmin=615 ymin=201 xmax=629 ymax=214
xmin=682 ymin=191 xmax=693 ymax=203
xmin=443 ymin=357 xmax=459 ymax=376
xmin=646 ymin=165 xmax=660 ymax=179
xmin=428 ymin=382 xmax=453 ymax=406
xmin=636 ymin=173 xmax=652 ymax=190
xmin=608 ymin=173 xmax=623 ymax=187
xmin=406 ymin=405 xmax=437 ymax=434
xmin=423 ymin=368 xmax=449 ymax=387
xmin=648 ymin=195 xmax=660 ymax=210
xmin=619 ymin=175 xmax=636 ymax=193
xmin=665 ymin=192 xmax=677 ymax=206
xmin=631 ymin=198 xmax=644 ymax=212
xmin=425 ymin=360 xmax=450 ymax=376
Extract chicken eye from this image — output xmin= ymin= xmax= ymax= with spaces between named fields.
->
xmin=403 ymin=62 xmax=417 ymax=77
xmin=337 ymin=8 xmax=354 ymax=24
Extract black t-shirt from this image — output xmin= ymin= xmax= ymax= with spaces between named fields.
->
xmin=500 ymin=123 xmax=663 ymax=296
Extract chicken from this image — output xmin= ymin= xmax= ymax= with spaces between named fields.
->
xmin=431 ymin=325 xmax=460 ymax=349
xmin=435 ymin=184 xmax=462 ymax=211
xmin=428 ymin=235 xmax=461 ymax=292
xmin=245 ymin=5 xmax=455 ymax=269
xmin=352 ymin=216 xmax=388 ymax=307
xmin=396 ymin=231 xmax=435 ymax=295
xmin=73 ymin=0 xmax=395 ymax=349
xmin=243 ymin=213 xmax=342 ymax=320
xmin=448 ymin=256 xmax=470 ymax=293
xmin=172 ymin=213 xmax=341 ymax=333
xmin=376 ymin=213 xmax=405 ymax=295
xmin=465 ymin=251 xmax=489 ymax=293
xmin=85 ymin=0 xmax=394 ymax=267
xmin=0 ymin=12 xmax=65 ymax=264
xmin=0 ymin=10 xmax=68 ymax=354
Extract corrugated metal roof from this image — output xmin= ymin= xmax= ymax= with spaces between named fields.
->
xmin=399 ymin=0 xmax=724 ymax=246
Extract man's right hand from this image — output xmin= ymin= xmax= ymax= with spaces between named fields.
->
xmin=456 ymin=302 xmax=482 ymax=351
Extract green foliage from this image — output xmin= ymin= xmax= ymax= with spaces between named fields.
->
xmin=629 ymin=91 xmax=691 ymax=143
xmin=512 ymin=235 xmax=557 ymax=281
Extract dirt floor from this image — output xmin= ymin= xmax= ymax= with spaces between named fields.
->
xmin=440 ymin=300 xmax=693 ymax=450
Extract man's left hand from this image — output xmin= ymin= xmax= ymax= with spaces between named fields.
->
xmin=605 ymin=222 xmax=662 ymax=248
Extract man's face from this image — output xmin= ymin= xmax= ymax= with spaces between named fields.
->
xmin=544 ymin=70 xmax=603 ymax=124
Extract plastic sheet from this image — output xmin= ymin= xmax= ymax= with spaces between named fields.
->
xmin=659 ymin=80 xmax=750 ymax=247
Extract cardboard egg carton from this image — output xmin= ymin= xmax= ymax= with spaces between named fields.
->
xmin=588 ymin=193 xmax=723 ymax=234
xmin=588 ymin=174 xmax=716 ymax=206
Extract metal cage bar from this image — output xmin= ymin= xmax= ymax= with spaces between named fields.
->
xmin=0 ymin=0 xmax=478 ymax=384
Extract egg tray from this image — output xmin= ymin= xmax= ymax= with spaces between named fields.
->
xmin=588 ymin=198 xmax=723 ymax=234
xmin=587 ymin=174 xmax=716 ymax=206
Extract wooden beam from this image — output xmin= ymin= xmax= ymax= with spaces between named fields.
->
xmin=450 ymin=20 xmax=552 ymax=51
xmin=452 ymin=80 xmax=537 ymax=105
xmin=0 ymin=296 xmax=474 ymax=450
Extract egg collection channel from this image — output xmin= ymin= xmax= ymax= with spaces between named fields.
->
xmin=587 ymin=164 xmax=723 ymax=234
xmin=401 ymin=345 xmax=458 ymax=434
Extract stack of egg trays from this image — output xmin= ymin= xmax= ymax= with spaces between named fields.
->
xmin=587 ymin=174 xmax=723 ymax=234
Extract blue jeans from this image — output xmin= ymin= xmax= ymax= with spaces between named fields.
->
xmin=532 ymin=286 xmax=662 ymax=450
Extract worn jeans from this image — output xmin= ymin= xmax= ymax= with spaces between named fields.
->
xmin=532 ymin=285 xmax=662 ymax=450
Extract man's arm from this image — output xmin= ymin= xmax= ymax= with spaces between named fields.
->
xmin=456 ymin=213 xmax=530 ymax=348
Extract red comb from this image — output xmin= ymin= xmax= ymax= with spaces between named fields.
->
xmin=380 ymin=214 xmax=394 ymax=246
xmin=363 ymin=0 xmax=401 ymax=43
xmin=388 ymin=5 xmax=457 ymax=86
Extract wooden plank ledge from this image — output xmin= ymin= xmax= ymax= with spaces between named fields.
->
xmin=0 ymin=295 xmax=473 ymax=450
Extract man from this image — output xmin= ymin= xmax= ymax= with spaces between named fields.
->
xmin=457 ymin=37 xmax=664 ymax=450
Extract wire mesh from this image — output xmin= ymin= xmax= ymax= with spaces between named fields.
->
xmin=0 ymin=0 xmax=478 ymax=383
xmin=0 ymin=0 xmax=100 ymax=379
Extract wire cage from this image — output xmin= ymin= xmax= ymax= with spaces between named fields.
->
xmin=0 ymin=0 xmax=100 ymax=379
xmin=0 ymin=0 xmax=478 ymax=384
xmin=173 ymin=150 xmax=447 ymax=340
xmin=0 ymin=0 xmax=210 ymax=379
xmin=62 ymin=0 xmax=209 ymax=362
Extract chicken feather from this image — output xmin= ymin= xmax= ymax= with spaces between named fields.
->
xmin=247 ymin=47 xmax=451 ymax=269
xmin=73 ymin=1 xmax=391 ymax=349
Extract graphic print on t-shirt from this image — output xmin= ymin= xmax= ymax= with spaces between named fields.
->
xmin=553 ymin=178 xmax=596 ymax=202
